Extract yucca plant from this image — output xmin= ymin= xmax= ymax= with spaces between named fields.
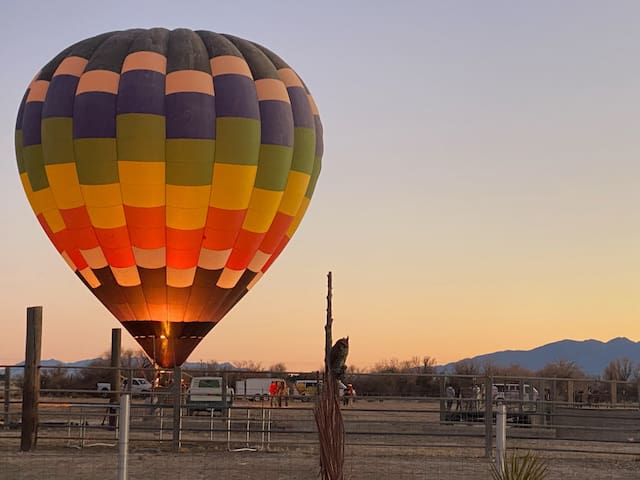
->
xmin=491 ymin=451 xmax=548 ymax=480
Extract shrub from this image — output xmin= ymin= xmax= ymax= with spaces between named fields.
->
xmin=491 ymin=451 xmax=548 ymax=480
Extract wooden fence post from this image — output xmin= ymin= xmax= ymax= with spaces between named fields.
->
xmin=173 ymin=366 xmax=182 ymax=451
xmin=21 ymin=306 xmax=42 ymax=451
xmin=610 ymin=380 xmax=617 ymax=406
xmin=4 ymin=367 xmax=11 ymax=429
xmin=439 ymin=376 xmax=446 ymax=422
xmin=109 ymin=328 xmax=121 ymax=428
xmin=484 ymin=376 xmax=493 ymax=458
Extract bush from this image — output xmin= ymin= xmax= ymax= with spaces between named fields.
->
xmin=491 ymin=451 xmax=548 ymax=480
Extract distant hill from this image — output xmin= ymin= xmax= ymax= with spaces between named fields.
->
xmin=440 ymin=337 xmax=640 ymax=376
xmin=3 ymin=337 xmax=639 ymax=377
xmin=1 ymin=358 xmax=237 ymax=375
xmin=7 ymin=357 xmax=102 ymax=370
xmin=183 ymin=361 xmax=237 ymax=371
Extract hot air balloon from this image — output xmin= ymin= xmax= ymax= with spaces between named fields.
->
xmin=14 ymin=28 xmax=322 ymax=368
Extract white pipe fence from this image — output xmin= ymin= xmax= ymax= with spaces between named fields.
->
xmin=117 ymin=394 xmax=130 ymax=480
xmin=495 ymin=403 xmax=507 ymax=475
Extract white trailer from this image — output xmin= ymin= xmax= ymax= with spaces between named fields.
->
xmin=235 ymin=377 xmax=284 ymax=401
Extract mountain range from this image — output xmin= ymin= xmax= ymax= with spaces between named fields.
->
xmin=3 ymin=337 xmax=639 ymax=377
xmin=440 ymin=337 xmax=640 ymax=376
xmin=5 ymin=358 xmax=236 ymax=373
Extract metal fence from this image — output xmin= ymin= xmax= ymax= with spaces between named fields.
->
xmin=2 ymin=365 xmax=640 ymax=459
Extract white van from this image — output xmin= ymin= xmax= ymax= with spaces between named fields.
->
xmin=186 ymin=377 xmax=233 ymax=415
xmin=235 ymin=378 xmax=285 ymax=401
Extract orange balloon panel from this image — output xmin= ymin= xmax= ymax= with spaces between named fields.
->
xmin=15 ymin=28 xmax=323 ymax=367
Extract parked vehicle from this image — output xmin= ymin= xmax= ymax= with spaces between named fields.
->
xmin=124 ymin=377 xmax=153 ymax=396
xmin=489 ymin=383 xmax=539 ymax=423
xmin=235 ymin=378 xmax=285 ymax=401
xmin=97 ymin=382 xmax=112 ymax=396
xmin=96 ymin=377 xmax=152 ymax=397
xmin=293 ymin=379 xmax=319 ymax=400
xmin=186 ymin=376 xmax=233 ymax=415
xmin=293 ymin=379 xmax=346 ymax=401
xmin=492 ymin=383 xmax=539 ymax=404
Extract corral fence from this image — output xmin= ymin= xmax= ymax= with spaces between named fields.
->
xmin=2 ymin=365 xmax=640 ymax=460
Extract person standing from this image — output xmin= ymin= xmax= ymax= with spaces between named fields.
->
xmin=282 ymin=382 xmax=290 ymax=407
xmin=269 ymin=380 xmax=278 ymax=407
xmin=446 ymin=385 xmax=455 ymax=411
xmin=346 ymin=384 xmax=355 ymax=406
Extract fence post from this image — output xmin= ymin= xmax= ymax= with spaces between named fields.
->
xmin=550 ymin=380 xmax=557 ymax=424
xmin=484 ymin=376 xmax=493 ymax=458
xmin=227 ymin=407 xmax=232 ymax=449
xmin=21 ymin=306 xmax=42 ymax=452
xmin=439 ymin=376 xmax=446 ymax=422
xmin=118 ymin=394 xmax=130 ymax=480
xmin=172 ymin=366 xmax=182 ymax=451
xmin=610 ymin=380 xmax=617 ymax=406
xmin=210 ymin=408 xmax=216 ymax=441
xmin=3 ymin=367 xmax=10 ymax=429
xmin=519 ymin=378 xmax=525 ymax=419
xmin=267 ymin=409 xmax=271 ymax=448
xmin=496 ymin=403 xmax=506 ymax=472
xmin=245 ymin=408 xmax=251 ymax=447
xmin=567 ymin=380 xmax=574 ymax=406
xmin=109 ymin=329 xmax=121 ymax=428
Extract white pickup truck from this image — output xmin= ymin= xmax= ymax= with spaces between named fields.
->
xmin=186 ymin=376 xmax=233 ymax=415
xmin=97 ymin=377 xmax=152 ymax=397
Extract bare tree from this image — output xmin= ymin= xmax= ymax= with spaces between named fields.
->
xmin=453 ymin=359 xmax=480 ymax=376
xmin=481 ymin=359 xmax=498 ymax=376
xmin=371 ymin=356 xmax=435 ymax=374
xmin=604 ymin=358 xmax=635 ymax=382
xmin=421 ymin=356 xmax=437 ymax=374
xmin=372 ymin=358 xmax=402 ymax=373
xmin=538 ymin=359 xmax=585 ymax=379
xmin=234 ymin=360 xmax=264 ymax=372
xmin=483 ymin=361 xmax=534 ymax=378
xmin=268 ymin=362 xmax=287 ymax=373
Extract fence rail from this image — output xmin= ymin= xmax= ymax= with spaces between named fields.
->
xmin=1 ymin=365 xmax=639 ymax=460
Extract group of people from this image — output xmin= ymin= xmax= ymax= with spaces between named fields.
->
xmin=445 ymin=384 xmax=482 ymax=412
xmin=268 ymin=380 xmax=290 ymax=407
xmin=267 ymin=380 xmax=357 ymax=407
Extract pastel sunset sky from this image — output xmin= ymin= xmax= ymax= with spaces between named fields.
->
xmin=1 ymin=1 xmax=638 ymax=370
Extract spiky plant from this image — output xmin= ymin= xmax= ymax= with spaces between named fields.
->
xmin=491 ymin=451 xmax=548 ymax=480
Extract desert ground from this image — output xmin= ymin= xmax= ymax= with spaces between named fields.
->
xmin=1 ymin=396 xmax=639 ymax=479
xmin=1 ymin=444 xmax=639 ymax=480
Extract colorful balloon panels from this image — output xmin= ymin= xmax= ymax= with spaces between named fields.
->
xmin=14 ymin=28 xmax=323 ymax=367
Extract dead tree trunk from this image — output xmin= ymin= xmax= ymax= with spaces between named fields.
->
xmin=314 ymin=271 xmax=345 ymax=480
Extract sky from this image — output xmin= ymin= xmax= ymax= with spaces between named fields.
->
xmin=1 ymin=1 xmax=639 ymax=371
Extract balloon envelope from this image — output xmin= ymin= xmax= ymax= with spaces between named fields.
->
xmin=15 ymin=28 xmax=322 ymax=367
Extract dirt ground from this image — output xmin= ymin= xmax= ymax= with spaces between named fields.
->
xmin=1 ymin=397 xmax=639 ymax=479
xmin=1 ymin=444 xmax=639 ymax=480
